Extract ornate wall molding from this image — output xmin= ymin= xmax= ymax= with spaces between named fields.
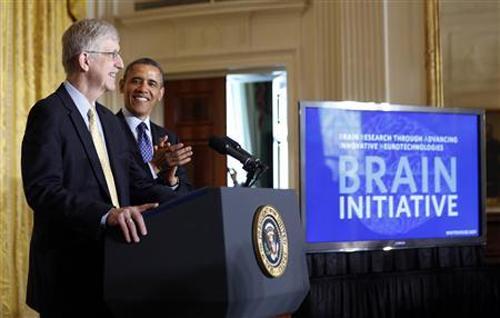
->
xmin=314 ymin=0 xmax=341 ymax=100
xmin=340 ymin=1 xmax=386 ymax=102
xmin=117 ymin=0 xmax=308 ymax=25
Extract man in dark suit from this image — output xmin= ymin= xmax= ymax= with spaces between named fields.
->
xmin=21 ymin=19 xmax=180 ymax=317
xmin=117 ymin=58 xmax=192 ymax=193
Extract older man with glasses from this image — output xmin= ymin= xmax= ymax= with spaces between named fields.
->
xmin=21 ymin=19 xmax=181 ymax=317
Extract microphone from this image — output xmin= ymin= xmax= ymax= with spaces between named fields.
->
xmin=208 ymin=136 xmax=255 ymax=167
xmin=209 ymin=136 xmax=269 ymax=187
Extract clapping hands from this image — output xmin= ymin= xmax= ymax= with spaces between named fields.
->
xmin=151 ymin=136 xmax=193 ymax=186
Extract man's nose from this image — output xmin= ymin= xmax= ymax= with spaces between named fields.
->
xmin=116 ymin=55 xmax=124 ymax=69
xmin=136 ymin=81 xmax=148 ymax=91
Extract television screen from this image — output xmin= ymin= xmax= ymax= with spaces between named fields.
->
xmin=300 ymin=101 xmax=486 ymax=252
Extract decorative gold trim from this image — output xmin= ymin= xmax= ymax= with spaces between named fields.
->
xmin=67 ymin=0 xmax=87 ymax=22
xmin=424 ymin=0 xmax=444 ymax=107
xmin=117 ymin=0 xmax=308 ymax=25
xmin=67 ymin=0 xmax=77 ymax=22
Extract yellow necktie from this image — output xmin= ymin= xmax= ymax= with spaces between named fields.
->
xmin=87 ymin=107 xmax=120 ymax=207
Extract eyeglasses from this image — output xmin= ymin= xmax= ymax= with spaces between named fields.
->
xmin=85 ymin=50 xmax=121 ymax=60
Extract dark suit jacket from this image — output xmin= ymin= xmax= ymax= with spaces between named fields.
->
xmin=21 ymin=84 xmax=179 ymax=317
xmin=116 ymin=110 xmax=192 ymax=194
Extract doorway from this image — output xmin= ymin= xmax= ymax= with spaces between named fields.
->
xmin=164 ymin=70 xmax=288 ymax=189
xmin=226 ymin=71 xmax=288 ymax=188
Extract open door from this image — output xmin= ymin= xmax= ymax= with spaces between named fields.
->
xmin=164 ymin=77 xmax=226 ymax=188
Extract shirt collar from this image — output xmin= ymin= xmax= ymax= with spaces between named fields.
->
xmin=122 ymin=107 xmax=151 ymax=132
xmin=63 ymin=81 xmax=95 ymax=124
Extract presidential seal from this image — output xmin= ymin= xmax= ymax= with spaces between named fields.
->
xmin=252 ymin=205 xmax=289 ymax=278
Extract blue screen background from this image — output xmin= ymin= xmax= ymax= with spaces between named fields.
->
xmin=304 ymin=106 xmax=480 ymax=243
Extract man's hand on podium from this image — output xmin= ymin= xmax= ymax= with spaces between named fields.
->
xmin=107 ymin=203 xmax=159 ymax=243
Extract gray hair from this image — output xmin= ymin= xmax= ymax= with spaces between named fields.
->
xmin=62 ymin=19 xmax=119 ymax=75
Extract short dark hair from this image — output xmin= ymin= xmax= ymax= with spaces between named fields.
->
xmin=122 ymin=57 xmax=166 ymax=84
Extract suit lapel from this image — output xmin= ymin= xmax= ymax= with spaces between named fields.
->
xmin=150 ymin=122 xmax=168 ymax=146
xmin=150 ymin=122 xmax=160 ymax=145
xmin=117 ymin=110 xmax=138 ymax=146
xmin=56 ymin=85 xmax=113 ymax=204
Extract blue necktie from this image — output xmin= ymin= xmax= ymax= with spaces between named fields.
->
xmin=137 ymin=122 xmax=153 ymax=163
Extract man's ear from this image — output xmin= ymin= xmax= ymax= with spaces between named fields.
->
xmin=77 ymin=52 xmax=90 ymax=72
xmin=158 ymin=86 xmax=165 ymax=101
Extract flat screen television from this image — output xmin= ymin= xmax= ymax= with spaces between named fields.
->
xmin=299 ymin=101 xmax=486 ymax=252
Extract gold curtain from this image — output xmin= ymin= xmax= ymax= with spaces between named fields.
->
xmin=0 ymin=1 xmax=86 ymax=317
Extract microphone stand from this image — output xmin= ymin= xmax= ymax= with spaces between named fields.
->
xmin=243 ymin=170 xmax=256 ymax=187
xmin=243 ymin=159 xmax=268 ymax=187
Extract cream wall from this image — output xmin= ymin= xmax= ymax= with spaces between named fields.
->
xmin=440 ymin=1 xmax=500 ymax=110
xmin=90 ymin=0 xmax=427 ymax=188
